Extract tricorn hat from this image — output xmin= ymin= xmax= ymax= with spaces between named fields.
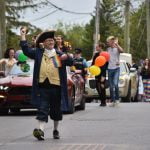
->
xmin=74 ymin=48 xmax=82 ymax=54
xmin=36 ymin=30 xmax=55 ymax=48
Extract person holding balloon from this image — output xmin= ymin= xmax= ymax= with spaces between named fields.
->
xmin=0 ymin=48 xmax=17 ymax=76
xmin=106 ymin=36 xmax=123 ymax=106
xmin=91 ymin=42 xmax=109 ymax=107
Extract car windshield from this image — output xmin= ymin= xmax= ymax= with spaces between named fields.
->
xmin=9 ymin=60 xmax=34 ymax=76
xmin=87 ymin=61 xmax=92 ymax=67
xmin=87 ymin=60 xmax=127 ymax=76
xmin=120 ymin=62 xmax=127 ymax=75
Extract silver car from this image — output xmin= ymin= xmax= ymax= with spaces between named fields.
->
xmin=85 ymin=60 xmax=139 ymax=102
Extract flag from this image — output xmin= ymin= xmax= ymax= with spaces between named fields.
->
xmin=52 ymin=55 xmax=62 ymax=68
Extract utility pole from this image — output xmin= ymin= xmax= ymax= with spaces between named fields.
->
xmin=124 ymin=0 xmax=130 ymax=53
xmin=93 ymin=0 xmax=100 ymax=55
xmin=146 ymin=0 xmax=150 ymax=58
xmin=0 ymin=0 xmax=6 ymax=58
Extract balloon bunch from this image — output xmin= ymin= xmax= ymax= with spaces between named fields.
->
xmin=89 ymin=51 xmax=110 ymax=76
xmin=15 ymin=50 xmax=28 ymax=62
xmin=64 ymin=41 xmax=72 ymax=51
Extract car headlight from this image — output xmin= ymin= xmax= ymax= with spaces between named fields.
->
xmin=0 ymin=86 xmax=4 ymax=90
xmin=119 ymin=79 xmax=125 ymax=86
xmin=0 ymin=95 xmax=5 ymax=99
xmin=0 ymin=86 xmax=9 ymax=91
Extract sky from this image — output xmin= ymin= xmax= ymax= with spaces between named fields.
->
xmin=19 ymin=0 xmax=144 ymax=31
xmin=20 ymin=0 xmax=96 ymax=30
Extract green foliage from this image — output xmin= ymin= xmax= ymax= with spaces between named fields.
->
xmin=6 ymin=29 xmax=20 ymax=51
xmin=6 ymin=26 xmax=42 ymax=51
xmin=130 ymin=2 xmax=147 ymax=60
xmin=82 ymin=18 xmax=95 ymax=59
xmin=66 ymin=25 xmax=86 ymax=52
xmin=5 ymin=0 xmax=146 ymax=63
xmin=52 ymin=0 xmax=124 ymax=60
xmin=54 ymin=22 xmax=88 ymax=57
xmin=5 ymin=0 xmax=47 ymax=28
xmin=5 ymin=0 xmax=44 ymax=50
xmin=100 ymin=0 xmax=123 ymax=41
xmin=82 ymin=0 xmax=123 ymax=60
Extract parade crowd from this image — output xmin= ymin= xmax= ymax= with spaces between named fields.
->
xmin=0 ymin=27 xmax=150 ymax=140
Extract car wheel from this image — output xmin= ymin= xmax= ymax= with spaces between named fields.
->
xmin=85 ymin=98 xmax=93 ymax=103
xmin=0 ymin=108 xmax=9 ymax=115
xmin=132 ymin=89 xmax=138 ymax=102
xmin=68 ymin=88 xmax=75 ymax=114
xmin=77 ymin=96 xmax=85 ymax=110
xmin=122 ymin=82 xmax=131 ymax=102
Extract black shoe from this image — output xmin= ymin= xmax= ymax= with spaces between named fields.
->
xmin=53 ymin=130 xmax=60 ymax=139
xmin=100 ymin=103 xmax=106 ymax=107
xmin=33 ymin=128 xmax=44 ymax=140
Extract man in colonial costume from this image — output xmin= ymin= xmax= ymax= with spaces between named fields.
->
xmin=20 ymin=28 xmax=73 ymax=140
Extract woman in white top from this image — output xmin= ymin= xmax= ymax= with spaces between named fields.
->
xmin=0 ymin=48 xmax=17 ymax=76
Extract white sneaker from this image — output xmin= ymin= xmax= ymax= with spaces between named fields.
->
xmin=115 ymin=100 xmax=120 ymax=106
xmin=109 ymin=101 xmax=119 ymax=107
xmin=109 ymin=102 xmax=115 ymax=107
xmin=116 ymin=100 xmax=120 ymax=104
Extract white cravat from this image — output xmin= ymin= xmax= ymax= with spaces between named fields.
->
xmin=44 ymin=48 xmax=56 ymax=58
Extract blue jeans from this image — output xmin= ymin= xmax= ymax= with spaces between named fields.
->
xmin=108 ymin=68 xmax=120 ymax=102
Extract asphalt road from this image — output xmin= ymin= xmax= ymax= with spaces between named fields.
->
xmin=0 ymin=102 xmax=150 ymax=150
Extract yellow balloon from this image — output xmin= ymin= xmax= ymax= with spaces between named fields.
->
xmin=89 ymin=65 xmax=101 ymax=76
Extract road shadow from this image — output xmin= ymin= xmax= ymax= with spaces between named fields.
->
xmin=0 ymin=109 xmax=37 ymax=116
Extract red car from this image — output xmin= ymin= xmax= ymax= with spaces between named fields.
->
xmin=0 ymin=60 xmax=85 ymax=114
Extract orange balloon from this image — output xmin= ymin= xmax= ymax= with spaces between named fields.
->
xmin=100 ymin=51 xmax=110 ymax=61
xmin=95 ymin=56 xmax=106 ymax=67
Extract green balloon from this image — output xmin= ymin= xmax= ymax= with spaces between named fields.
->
xmin=20 ymin=63 xmax=30 ymax=72
xmin=18 ymin=53 xmax=27 ymax=62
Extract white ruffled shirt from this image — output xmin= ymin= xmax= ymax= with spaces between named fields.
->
xmin=44 ymin=48 xmax=56 ymax=58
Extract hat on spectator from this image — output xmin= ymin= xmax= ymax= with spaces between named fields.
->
xmin=36 ymin=30 xmax=55 ymax=48
xmin=106 ymin=36 xmax=115 ymax=42
xmin=74 ymin=48 xmax=82 ymax=54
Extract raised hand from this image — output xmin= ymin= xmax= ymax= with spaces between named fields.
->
xmin=20 ymin=26 xmax=28 ymax=40
xmin=20 ymin=26 xmax=28 ymax=35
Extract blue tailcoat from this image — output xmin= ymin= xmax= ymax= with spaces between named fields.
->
xmin=20 ymin=41 xmax=73 ymax=111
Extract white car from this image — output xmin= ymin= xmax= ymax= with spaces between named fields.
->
xmin=84 ymin=60 xmax=98 ymax=102
xmin=85 ymin=60 xmax=139 ymax=102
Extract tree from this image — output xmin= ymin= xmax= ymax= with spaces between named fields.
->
xmin=5 ymin=0 xmax=47 ymax=51
xmin=83 ymin=0 xmax=123 ymax=59
xmin=82 ymin=19 xmax=95 ymax=59
xmin=6 ymin=0 xmax=48 ymax=29
xmin=54 ymin=22 xmax=87 ymax=56
xmin=130 ymin=2 xmax=147 ymax=60
xmin=66 ymin=25 xmax=86 ymax=52
xmin=53 ymin=0 xmax=124 ymax=60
